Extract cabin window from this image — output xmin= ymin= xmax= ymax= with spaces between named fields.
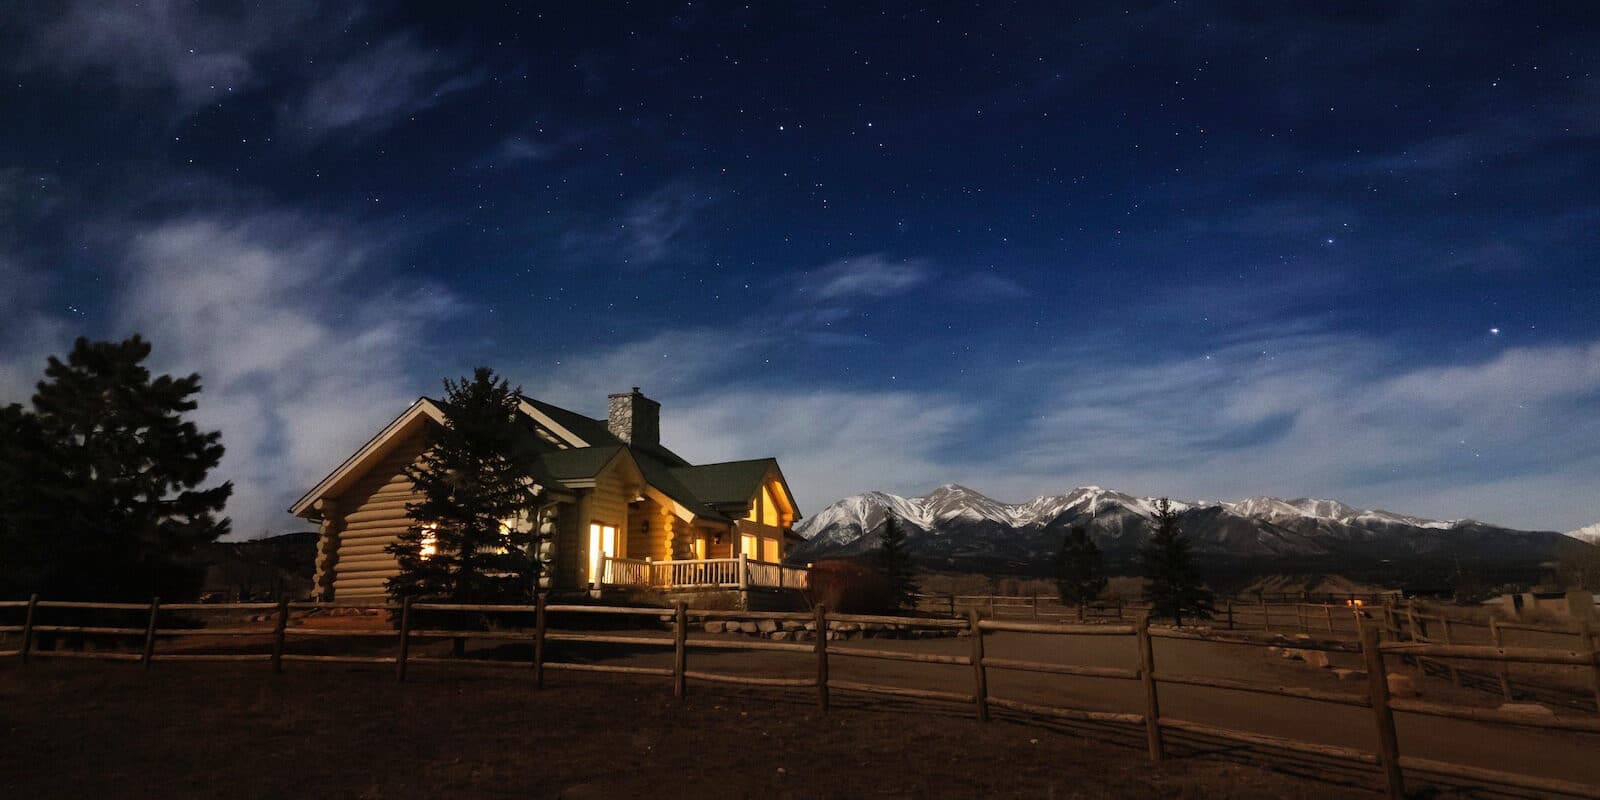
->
xmin=418 ymin=524 xmax=438 ymax=559
xmin=588 ymin=523 xmax=618 ymax=584
xmin=761 ymin=537 xmax=780 ymax=563
xmin=761 ymin=485 xmax=782 ymax=526
xmin=745 ymin=483 xmax=783 ymax=526
xmin=693 ymin=537 xmax=707 ymax=559
xmin=740 ymin=533 xmax=759 ymax=559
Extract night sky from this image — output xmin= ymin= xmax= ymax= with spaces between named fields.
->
xmin=2 ymin=3 xmax=1597 ymax=535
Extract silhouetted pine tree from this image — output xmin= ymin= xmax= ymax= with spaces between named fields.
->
xmin=387 ymin=368 xmax=549 ymax=606
xmin=877 ymin=516 xmax=920 ymax=611
xmin=1140 ymin=498 xmax=1212 ymax=626
xmin=1054 ymin=526 xmax=1107 ymax=619
xmin=0 ymin=336 xmax=232 ymax=600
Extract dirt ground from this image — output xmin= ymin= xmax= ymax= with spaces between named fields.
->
xmin=4 ymin=661 xmax=1342 ymax=800
xmin=2 ymin=613 xmax=1597 ymax=798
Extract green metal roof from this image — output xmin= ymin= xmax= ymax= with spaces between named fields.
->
xmin=514 ymin=396 xmax=793 ymax=524
xmin=670 ymin=459 xmax=778 ymax=506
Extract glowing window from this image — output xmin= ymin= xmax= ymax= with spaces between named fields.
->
xmin=761 ymin=537 xmax=779 ymax=563
xmin=418 ymin=525 xmax=438 ymax=559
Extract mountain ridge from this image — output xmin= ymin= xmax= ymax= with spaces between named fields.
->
xmin=788 ymin=484 xmax=1574 ymax=576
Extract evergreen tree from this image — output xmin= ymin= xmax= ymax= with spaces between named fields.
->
xmin=1140 ymin=498 xmax=1212 ymax=626
xmin=1053 ymin=526 xmax=1107 ymax=619
xmin=0 ymin=404 xmax=54 ymax=597
xmin=0 ymin=336 xmax=232 ymax=600
xmin=386 ymin=368 xmax=548 ymax=605
xmin=877 ymin=516 xmax=920 ymax=611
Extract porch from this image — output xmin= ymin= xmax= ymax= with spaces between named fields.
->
xmin=600 ymin=555 xmax=810 ymax=591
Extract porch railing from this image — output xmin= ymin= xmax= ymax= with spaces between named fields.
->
xmin=600 ymin=555 xmax=808 ymax=590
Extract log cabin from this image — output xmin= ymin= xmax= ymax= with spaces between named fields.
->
xmin=290 ymin=388 xmax=806 ymax=602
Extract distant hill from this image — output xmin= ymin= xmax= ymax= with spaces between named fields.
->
xmin=789 ymin=484 xmax=1579 ymax=586
xmin=200 ymin=531 xmax=318 ymax=601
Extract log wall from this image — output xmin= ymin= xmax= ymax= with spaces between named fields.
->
xmin=326 ymin=430 xmax=431 ymax=601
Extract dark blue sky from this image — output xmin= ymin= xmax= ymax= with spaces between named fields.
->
xmin=2 ymin=2 xmax=1597 ymax=534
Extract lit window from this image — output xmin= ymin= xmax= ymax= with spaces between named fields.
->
xmin=419 ymin=525 xmax=438 ymax=559
xmin=740 ymin=533 xmax=759 ymax=558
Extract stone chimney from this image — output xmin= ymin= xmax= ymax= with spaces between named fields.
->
xmin=607 ymin=387 xmax=660 ymax=446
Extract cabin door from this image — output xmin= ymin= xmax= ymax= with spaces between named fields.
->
xmin=588 ymin=523 xmax=618 ymax=585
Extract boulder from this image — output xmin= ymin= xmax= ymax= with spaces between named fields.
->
xmin=757 ymin=619 xmax=778 ymax=633
xmin=1386 ymin=673 xmax=1419 ymax=698
xmin=1280 ymin=648 xmax=1306 ymax=662
xmin=1304 ymin=651 xmax=1331 ymax=669
xmin=703 ymin=621 xmax=727 ymax=634
xmin=740 ymin=621 xmax=761 ymax=634
xmin=1331 ymin=668 xmax=1365 ymax=681
xmin=769 ymin=631 xmax=791 ymax=641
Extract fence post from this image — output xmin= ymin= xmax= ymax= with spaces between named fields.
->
xmin=141 ymin=597 xmax=161 ymax=669
xmin=1116 ymin=599 xmax=1124 ymax=621
xmin=738 ymin=553 xmax=749 ymax=591
xmin=1489 ymin=619 xmax=1513 ymax=700
xmin=19 ymin=593 xmax=38 ymax=664
xmin=1360 ymin=622 xmax=1405 ymax=800
xmin=673 ymin=601 xmax=688 ymax=699
xmin=1259 ymin=596 xmax=1270 ymax=633
xmin=1404 ymin=608 xmax=1426 ymax=675
xmin=1583 ymin=619 xmax=1600 ymax=714
xmin=988 ymin=595 xmax=996 ymax=618
xmin=396 ymin=596 xmax=413 ymax=683
xmin=1296 ymin=604 xmax=1307 ymax=633
xmin=1226 ymin=600 xmax=1234 ymax=631
xmin=1323 ymin=604 xmax=1334 ymax=634
xmin=533 ymin=593 xmax=548 ymax=689
xmin=270 ymin=598 xmax=289 ymax=674
xmin=1439 ymin=616 xmax=1461 ymax=688
xmin=948 ymin=593 xmax=956 ymax=618
xmin=814 ymin=604 xmax=829 ymax=711
xmin=1135 ymin=613 xmax=1164 ymax=763
xmin=1031 ymin=591 xmax=1038 ymax=620
xmin=968 ymin=609 xmax=989 ymax=722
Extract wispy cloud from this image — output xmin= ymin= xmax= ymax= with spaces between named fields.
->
xmin=9 ymin=0 xmax=323 ymax=113
xmin=1 ymin=207 xmax=461 ymax=536
xmin=280 ymin=35 xmax=486 ymax=143
xmin=561 ymin=181 xmax=712 ymax=268
xmin=807 ymin=254 xmax=931 ymax=301
xmin=116 ymin=212 xmax=460 ymax=534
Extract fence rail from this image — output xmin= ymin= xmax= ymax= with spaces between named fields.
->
xmin=3 ymin=592 xmax=1599 ymax=799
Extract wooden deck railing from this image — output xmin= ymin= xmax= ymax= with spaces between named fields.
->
xmin=599 ymin=555 xmax=808 ymax=590
xmin=3 ymin=594 xmax=1599 ymax=799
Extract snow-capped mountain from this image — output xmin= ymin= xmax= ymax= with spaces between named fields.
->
xmin=788 ymin=484 xmax=1574 ymax=573
xmin=1569 ymin=523 xmax=1600 ymax=543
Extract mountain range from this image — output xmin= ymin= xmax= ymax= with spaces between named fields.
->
xmin=788 ymin=484 xmax=1582 ymax=578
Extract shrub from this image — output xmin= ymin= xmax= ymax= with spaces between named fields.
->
xmin=808 ymin=559 xmax=893 ymax=613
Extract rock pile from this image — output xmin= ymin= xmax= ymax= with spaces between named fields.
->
xmin=673 ymin=617 xmax=959 ymax=642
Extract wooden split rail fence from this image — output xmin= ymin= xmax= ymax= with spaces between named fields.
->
xmin=3 ymin=593 xmax=1599 ymax=799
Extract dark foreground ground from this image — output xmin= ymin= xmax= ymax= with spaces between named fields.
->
xmin=1 ymin=661 xmax=1362 ymax=800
